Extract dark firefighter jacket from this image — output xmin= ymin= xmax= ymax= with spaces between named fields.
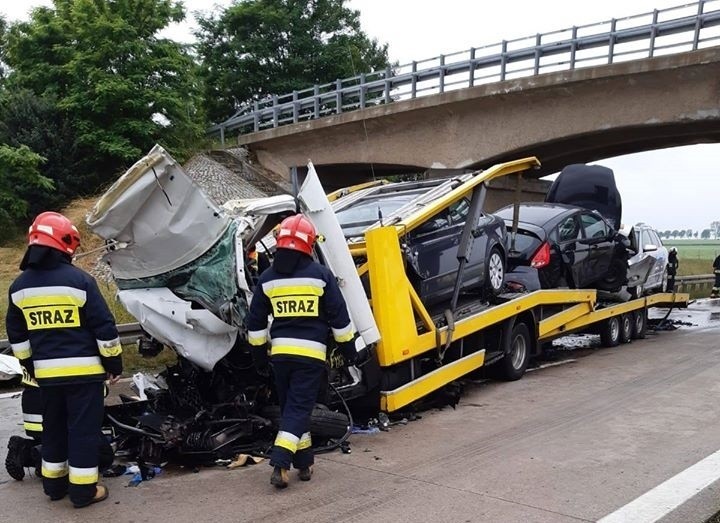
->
xmin=246 ymin=255 xmax=354 ymax=365
xmin=714 ymin=255 xmax=720 ymax=273
xmin=6 ymin=254 xmax=122 ymax=386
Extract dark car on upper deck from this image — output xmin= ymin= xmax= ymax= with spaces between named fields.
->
xmin=494 ymin=203 xmax=628 ymax=292
xmin=332 ymin=177 xmax=507 ymax=306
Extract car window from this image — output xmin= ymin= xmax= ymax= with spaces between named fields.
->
xmin=449 ymin=198 xmax=470 ymax=224
xmin=651 ymin=230 xmax=662 ymax=246
xmin=414 ymin=209 xmax=451 ymax=235
xmin=580 ymin=213 xmax=608 ymax=239
xmin=641 ymin=229 xmax=652 ymax=247
xmin=556 ymin=215 xmax=581 ymax=242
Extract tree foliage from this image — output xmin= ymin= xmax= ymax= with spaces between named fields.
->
xmin=0 ymin=144 xmax=52 ymax=231
xmin=5 ymin=0 xmax=204 ymax=186
xmin=196 ymin=0 xmax=390 ymax=122
xmin=0 ymin=90 xmax=81 ymax=213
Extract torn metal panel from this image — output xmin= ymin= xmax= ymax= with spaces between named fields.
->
xmin=117 ymin=288 xmax=238 ymax=371
xmin=87 ymin=145 xmax=230 ymax=280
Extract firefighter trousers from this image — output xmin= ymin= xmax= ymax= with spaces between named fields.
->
xmin=21 ymin=386 xmax=43 ymax=441
xmin=41 ymin=381 xmax=104 ymax=505
xmin=270 ymin=359 xmax=324 ymax=470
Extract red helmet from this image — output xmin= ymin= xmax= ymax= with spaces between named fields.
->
xmin=276 ymin=214 xmax=317 ymax=255
xmin=28 ymin=212 xmax=81 ymax=255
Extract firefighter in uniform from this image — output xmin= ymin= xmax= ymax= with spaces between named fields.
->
xmin=666 ymin=247 xmax=679 ymax=291
xmin=712 ymin=254 xmax=720 ymax=298
xmin=5 ymin=212 xmax=122 ymax=508
xmin=246 ymin=214 xmax=359 ymax=488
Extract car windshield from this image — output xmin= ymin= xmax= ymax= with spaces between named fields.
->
xmin=336 ymin=193 xmax=421 ymax=236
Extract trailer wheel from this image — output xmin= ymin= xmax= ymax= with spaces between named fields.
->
xmin=631 ymin=309 xmax=647 ymax=339
xmin=260 ymin=405 xmax=349 ymax=439
xmin=619 ymin=314 xmax=632 ymax=344
xmin=497 ymin=321 xmax=531 ymax=381
xmin=600 ymin=316 xmax=621 ymax=347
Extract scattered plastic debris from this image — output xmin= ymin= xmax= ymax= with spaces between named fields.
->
xmin=351 ymin=426 xmax=380 ymax=435
xmin=227 ymin=454 xmax=265 ymax=469
xmin=102 ymin=464 xmax=127 ymax=478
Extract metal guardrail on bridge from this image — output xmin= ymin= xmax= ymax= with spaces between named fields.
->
xmin=209 ymin=0 xmax=720 ymax=142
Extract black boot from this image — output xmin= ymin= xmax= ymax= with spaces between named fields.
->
xmin=270 ymin=466 xmax=289 ymax=489
xmin=5 ymin=436 xmax=35 ymax=481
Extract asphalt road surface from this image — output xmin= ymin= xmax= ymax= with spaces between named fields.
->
xmin=1 ymin=300 xmax=719 ymax=523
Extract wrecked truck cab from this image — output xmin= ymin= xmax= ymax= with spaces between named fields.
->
xmin=86 ymin=145 xmax=380 ymax=465
xmin=87 ymin=145 xmax=297 ymax=370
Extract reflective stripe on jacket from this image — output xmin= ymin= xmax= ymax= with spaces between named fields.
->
xmin=6 ymin=262 xmax=122 ymax=385
xmin=246 ymin=256 xmax=354 ymax=364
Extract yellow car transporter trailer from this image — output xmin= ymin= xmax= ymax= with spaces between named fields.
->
xmin=342 ymin=157 xmax=689 ymax=413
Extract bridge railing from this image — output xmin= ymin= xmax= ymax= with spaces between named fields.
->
xmin=208 ymin=0 xmax=720 ymax=142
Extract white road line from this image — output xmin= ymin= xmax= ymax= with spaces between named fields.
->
xmin=597 ymin=448 xmax=720 ymax=523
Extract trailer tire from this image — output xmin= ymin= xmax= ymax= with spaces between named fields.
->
xmin=497 ymin=321 xmax=531 ymax=381
xmin=600 ymin=316 xmax=621 ymax=347
xmin=631 ymin=309 xmax=647 ymax=339
xmin=619 ymin=314 xmax=632 ymax=344
xmin=260 ymin=405 xmax=349 ymax=439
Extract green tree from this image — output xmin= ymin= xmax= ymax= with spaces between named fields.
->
xmin=196 ymin=0 xmax=391 ymax=123
xmin=0 ymin=90 xmax=80 ymax=213
xmin=701 ymin=229 xmax=711 ymax=239
xmin=0 ymin=144 xmax=53 ymax=231
xmin=5 ymin=0 xmax=204 ymax=189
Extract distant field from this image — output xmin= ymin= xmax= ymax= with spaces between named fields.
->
xmin=664 ymin=240 xmax=719 ymax=263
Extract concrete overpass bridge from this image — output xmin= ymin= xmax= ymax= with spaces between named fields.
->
xmin=209 ymin=1 xmax=720 ymax=184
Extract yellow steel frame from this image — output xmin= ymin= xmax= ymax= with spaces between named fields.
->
xmin=350 ymin=156 xmax=541 ymax=256
xmin=326 ymin=179 xmax=389 ymax=202
xmin=539 ymin=292 xmax=690 ymax=340
xmin=380 ymin=350 xmax=486 ymax=412
xmin=359 ymin=156 xmax=690 ymax=411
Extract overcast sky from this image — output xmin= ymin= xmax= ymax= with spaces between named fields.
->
xmin=3 ymin=0 xmax=719 ymax=232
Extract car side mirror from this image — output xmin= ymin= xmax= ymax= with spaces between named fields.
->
xmin=643 ymin=244 xmax=658 ymax=252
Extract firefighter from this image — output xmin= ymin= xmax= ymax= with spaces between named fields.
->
xmin=712 ymin=253 xmax=720 ymax=298
xmin=5 ymin=379 xmax=43 ymax=481
xmin=5 ymin=382 xmax=115 ymax=482
xmin=667 ymin=247 xmax=679 ymax=291
xmin=5 ymin=211 xmax=122 ymax=508
xmin=246 ymin=214 xmax=360 ymax=489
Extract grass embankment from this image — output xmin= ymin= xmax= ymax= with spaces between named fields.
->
xmin=1 ymin=197 xmax=176 ymax=374
xmin=665 ymin=240 xmax=719 ymax=276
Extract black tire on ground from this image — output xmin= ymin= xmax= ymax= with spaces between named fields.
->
xmin=497 ymin=321 xmax=531 ymax=381
xmin=631 ymin=309 xmax=647 ymax=339
xmin=260 ymin=405 xmax=349 ymax=439
xmin=600 ymin=316 xmax=621 ymax=347
xmin=484 ymin=247 xmax=506 ymax=296
xmin=619 ymin=314 xmax=632 ymax=344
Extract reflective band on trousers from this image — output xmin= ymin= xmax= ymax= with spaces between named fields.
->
xmin=274 ymin=431 xmax=299 ymax=453
xmin=298 ymin=432 xmax=312 ymax=451
xmin=97 ymin=337 xmax=122 ymax=358
xmin=11 ymin=340 xmax=31 ymax=360
xmin=332 ymin=322 xmax=354 ymax=343
xmin=24 ymin=422 xmax=42 ymax=432
xmin=69 ymin=466 xmax=98 ymax=485
xmin=271 ymin=337 xmax=326 ymax=361
xmin=42 ymin=460 xmax=68 ymax=478
xmin=34 ymin=356 xmax=104 ymax=379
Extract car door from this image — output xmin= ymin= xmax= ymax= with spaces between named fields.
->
xmin=552 ymin=213 xmax=585 ymax=287
xmin=578 ymin=212 xmax=614 ymax=286
xmin=405 ymin=208 xmax=462 ymax=305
